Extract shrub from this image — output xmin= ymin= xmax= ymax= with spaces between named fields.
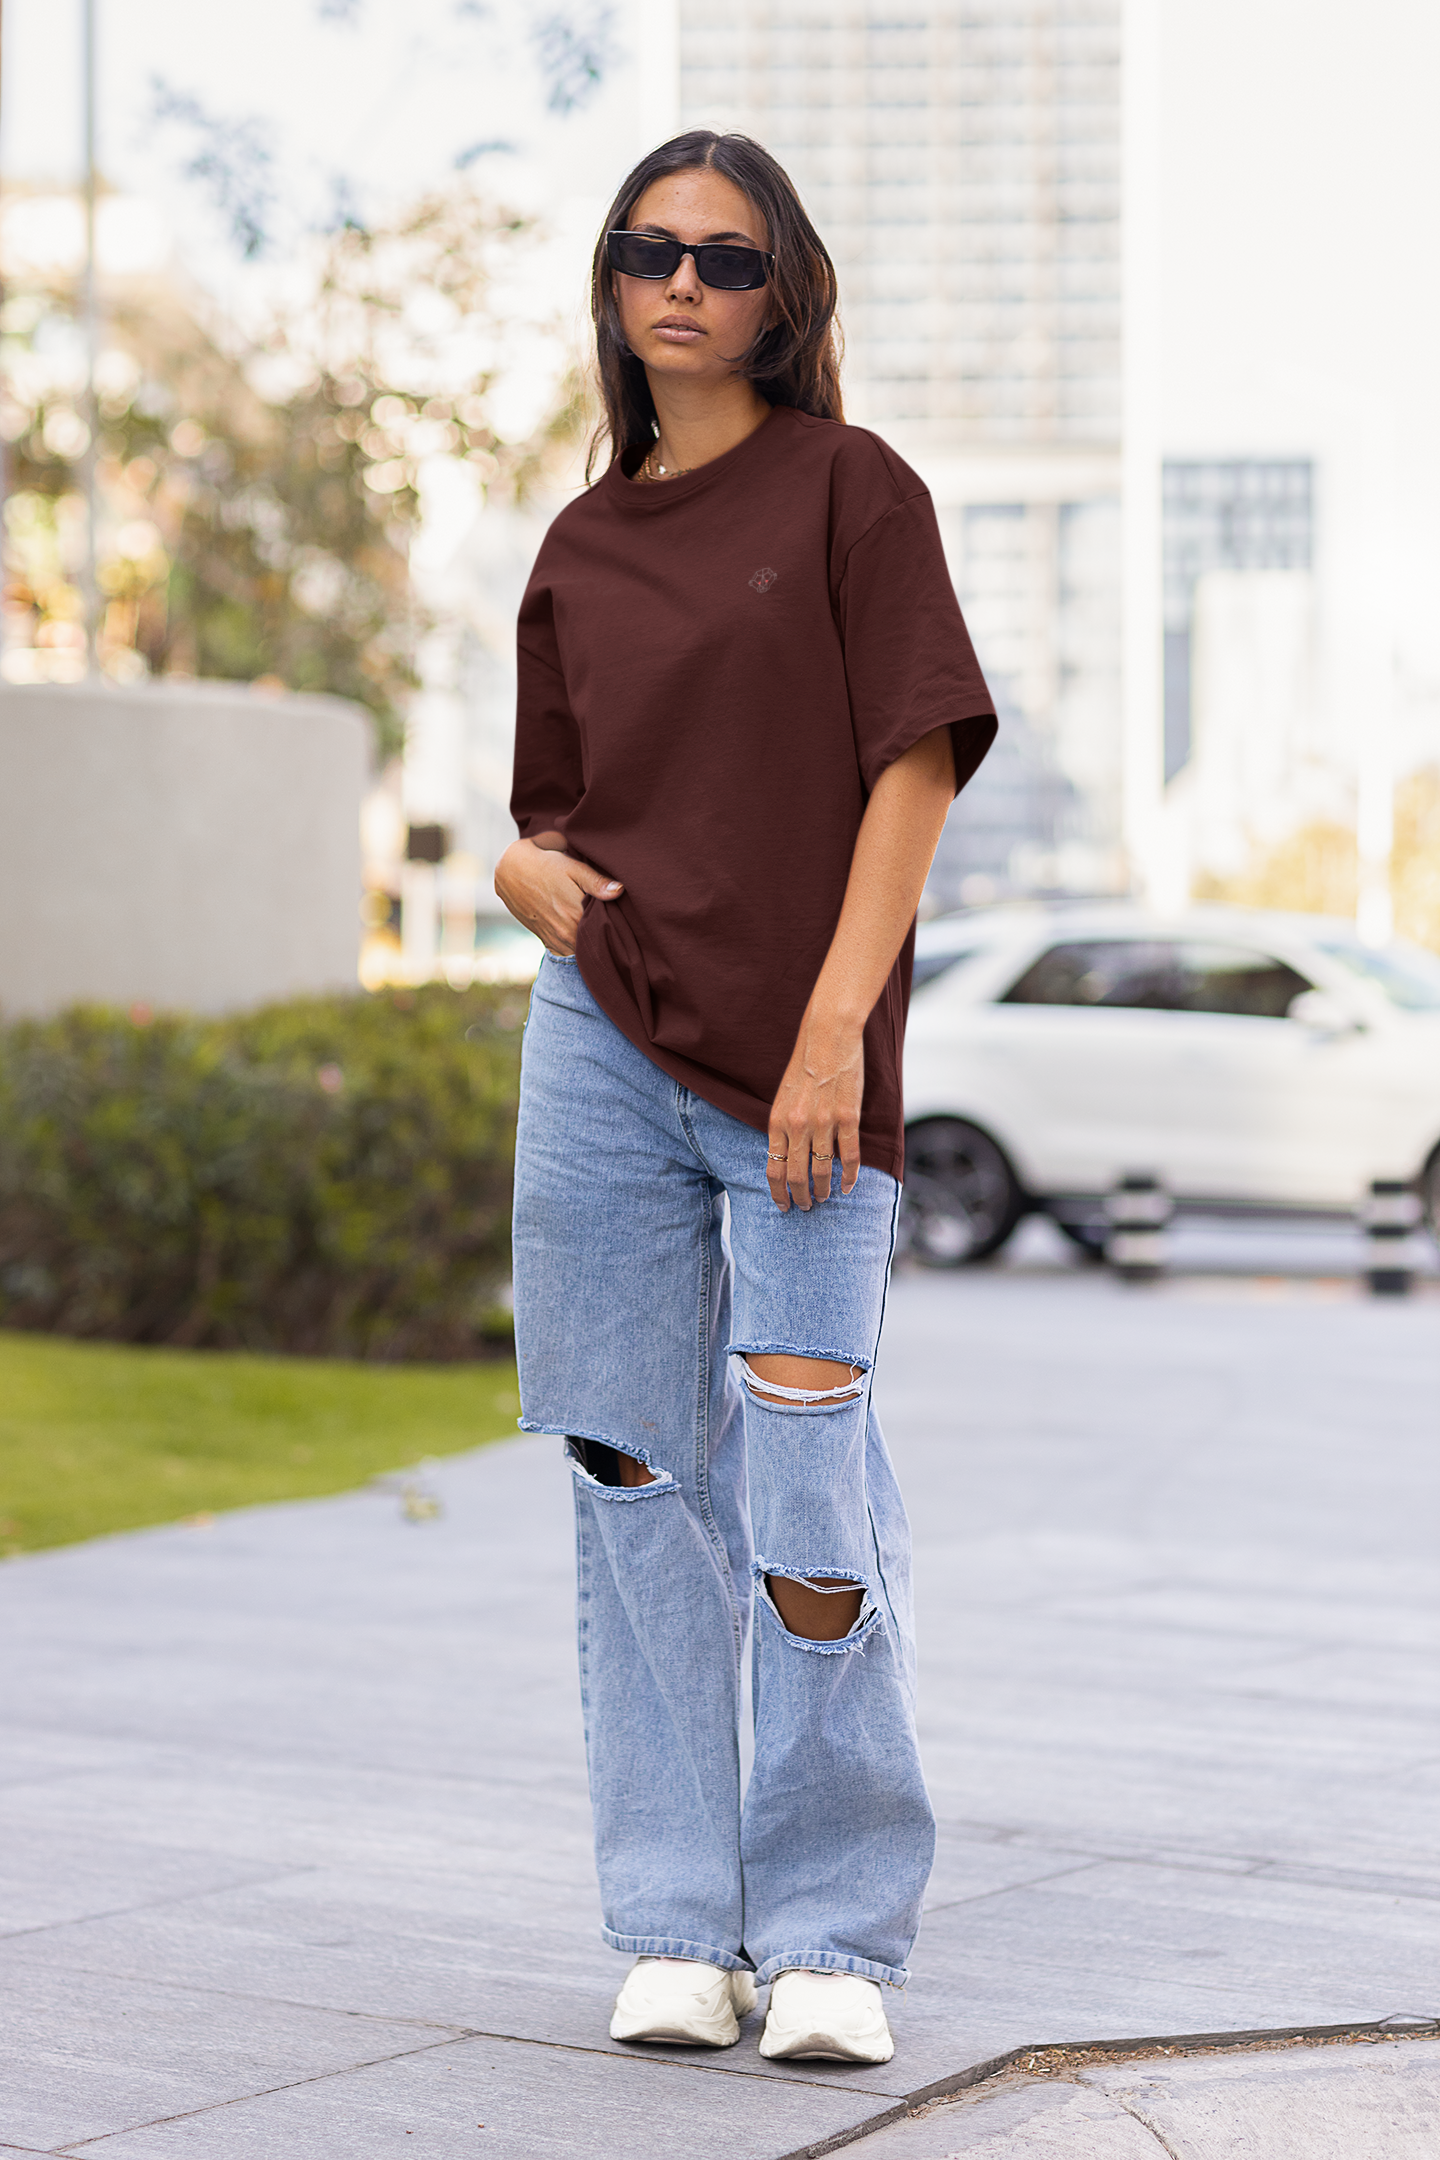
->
xmin=0 ymin=984 xmax=527 ymax=1359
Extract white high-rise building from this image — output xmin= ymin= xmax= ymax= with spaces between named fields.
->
xmin=403 ymin=0 xmax=1440 ymax=959
xmin=681 ymin=1 xmax=1128 ymax=901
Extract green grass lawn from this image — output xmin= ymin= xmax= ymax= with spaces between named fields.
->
xmin=0 ymin=1330 xmax=521 ymax=1555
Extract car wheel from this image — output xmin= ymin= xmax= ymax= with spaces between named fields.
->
xmin=901 ymin=1118 xmax=1025 ymax=1267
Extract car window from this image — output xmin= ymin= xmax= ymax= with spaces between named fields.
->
xmin=1175 ymin=943 xmax=1312 ymax=1018
xmin=1316 ymin=940 xmax=1440 ymax=1012
xmin=912 ymin=946 xmax=981 ymax=992
xmin=999 ymin=940 xmax=1186 ymax=1009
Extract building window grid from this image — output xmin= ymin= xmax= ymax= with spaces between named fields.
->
xmin=1162 ymin=461 xmax=1314 ymax=629
xmin=682 ymin=3 xmax=1125 ymax=879
xmin=1160 ymin=459 xmax=1314 ymax=782
xmin=682 ymin=0 xmax=1121 ymax=440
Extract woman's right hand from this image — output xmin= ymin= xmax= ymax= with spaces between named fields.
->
xmin=494 ymin=835 xmax=623 ymax=956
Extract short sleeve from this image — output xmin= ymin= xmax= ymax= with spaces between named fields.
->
xmin=511 ymin=569 xmax=585 ymax=838
xmin=836 ymin=492 xmax=997 ymax=796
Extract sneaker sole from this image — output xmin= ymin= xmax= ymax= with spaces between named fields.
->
xmin=610 ymin=1972 xmax=756 ymax=2049
xmin=610 ymin=2016 xmax=740 ymax=2047
xmin=759 ymin=2028 xmax=894 ymax=2064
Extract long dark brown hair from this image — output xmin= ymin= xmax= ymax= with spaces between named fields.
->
xmin=587 ymin=131 xmax=843 ymax=482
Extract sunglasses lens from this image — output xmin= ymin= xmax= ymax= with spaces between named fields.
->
xmin=608 ymin=232 xmax=676 ymax=279
xmin=608 ymin=232 xmax=770 ymax=291
xmin=695 ymin=246 xmax=768 ymax=291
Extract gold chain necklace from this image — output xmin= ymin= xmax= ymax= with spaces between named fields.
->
xmin=642 ymin=446 xmax=692 ymax=483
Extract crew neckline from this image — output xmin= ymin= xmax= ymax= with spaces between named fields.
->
xmin=604 ymin=404 xmax=789 ymax=511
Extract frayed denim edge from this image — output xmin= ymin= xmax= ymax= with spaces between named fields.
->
xmin=754 ymin=1951 xmax=909 ymax=1989
xmin=728 ymin=1340 xmax=874 ymax=1371
xmin=753 ymin=1572 xmax=884 ymax=1655
xmin=521 ymin=1417 xmax=678 ymax=1492
xmin=602 ymin=1929 xmax=754 ymax=1973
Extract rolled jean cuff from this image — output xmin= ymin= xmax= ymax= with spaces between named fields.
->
xmin=754 ymin=1951 xmax=909 ymax=1990
xmin=602 ymin=1928 xmax=754 ymax=1972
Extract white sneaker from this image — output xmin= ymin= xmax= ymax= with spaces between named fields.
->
xmin=610 ymin=1957 xmax=758 ymax=2047
xmin=758 ymin=1969 xmax=895 ymax=2064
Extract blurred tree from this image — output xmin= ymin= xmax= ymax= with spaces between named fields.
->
xmin=149 ymin=5 xmax=617 ymax=260
xmin=1193 ymin=822 xmax=1357 ymax=920
xmin=1393 ymin=768 xmax=1440 ymax=953
xmin=1193 ymin=768 xmax=1440 ymax=954
xmin=533 ymin=7 xmax=621 ymax=115
xmin=0 ymin=186 xmax=580 ymax=755
xmin=147 ymin=80 xmax=277 ymax=262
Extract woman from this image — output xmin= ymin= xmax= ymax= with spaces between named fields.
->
xmin=496 ymin=130 xmax=995 ymax=2066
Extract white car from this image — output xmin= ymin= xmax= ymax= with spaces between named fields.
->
xmin=901 ymin=902 xmax=1440 ymax=1264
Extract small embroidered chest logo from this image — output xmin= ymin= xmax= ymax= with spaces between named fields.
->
xmin=748 ymin=567 xmax=778 ymax=594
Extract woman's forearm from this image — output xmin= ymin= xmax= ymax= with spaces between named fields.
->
xmin=764 ymin=726 xmax=955 ymax=1208
xmin=807 ymin=727 xmax=955 ymax=1041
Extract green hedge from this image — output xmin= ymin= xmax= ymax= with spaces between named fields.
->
xmin=0 ymin=984 xmax=528 ymax=1359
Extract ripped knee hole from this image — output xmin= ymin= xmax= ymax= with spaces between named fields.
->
xmin=741 ymin=1354 xmax=865 ymax=1409
xmin=569 ymin=1438 xmax=659 ymax=1488
xmin=764 ymin=1569 xmax=867 ymax=1642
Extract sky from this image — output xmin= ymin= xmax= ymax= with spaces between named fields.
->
xmin=5 ymin=0 xmax=1438 ymax=721
xmin=7 ymin=2 xmax=1437 ymax=472
xmin=0 ymin=0 xmax=664 ymax=436
xmin=0 ymin=0 xmax=656 ymax=214
xmin=1159 ymin=0 xmax=1440 ymax=737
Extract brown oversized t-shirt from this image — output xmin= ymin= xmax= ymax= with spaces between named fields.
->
xmin=511 ymin=404 xmax=996 ymax=1180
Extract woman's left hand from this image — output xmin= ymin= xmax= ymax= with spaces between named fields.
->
xmin=766 ymin=1012 xmax=864 ymax=1211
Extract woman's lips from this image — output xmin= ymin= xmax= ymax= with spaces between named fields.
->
xmin=652 ymin=322 xmax=704 ymax=343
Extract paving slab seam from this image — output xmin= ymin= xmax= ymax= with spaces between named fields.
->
xmin=14 ymin=1939 xmax=880 ymax=2078
xmin=7 ymin=1945 xmax=909 ymax=2094
xmin=922 ymin=1858 xmax=1108 ymax=1915
xmin=0 ymin=1957 xmax=492 ymax=2040
xmin=0 ymin=1869 xmax=323 ymax=1945
xmin=923 ymin=1855 xmax=1440 ymax=1909
xmin=935 ymin=1819 xmax=1360 ymax=1874
xmin=0 ymin=1950 xmax=901 ymax=2103
xmin=1084 ymin=1853 xmax=1440 ymax=1903
xmin=266 ymin=2021 xmax=898 ymax=2098
xmin=47 ymin=2033 xmax=476 ymax=2155
xmin=773 ymin=2015 xmax=1440 ymax=2160
xmin=1253 ymin=1861 xmax=1440 ymax=1901
xmin=933 ymin=1824 xmax=1440 ymax=1902
xmin=36 ymin=2025 xmax=897 ymax=2157
xmin=930 ymin=1821 xmax=1274 ymax=1869
xmin=0 ymin=1715 xmax=585 ymax=1792
xmin=8 ymin=1949 xmax=895 ymax=2103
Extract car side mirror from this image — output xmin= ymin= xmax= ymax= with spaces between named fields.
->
xmin=1289 ymin=988 xmax=1362 ymax=1036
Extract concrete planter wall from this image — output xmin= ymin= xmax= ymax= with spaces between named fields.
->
xmin=0 ymin=681 xmax=368 ymax=1017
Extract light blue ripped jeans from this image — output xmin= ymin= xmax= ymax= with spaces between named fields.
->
xmin=511 ymin=954 xmax=935 ymax=1988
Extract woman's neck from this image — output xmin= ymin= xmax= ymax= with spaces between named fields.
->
xmin=644 ymin=373 xmax=772 ymax=477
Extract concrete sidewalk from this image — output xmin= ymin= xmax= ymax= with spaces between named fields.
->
xmin=1 ymin=1257 xmax=1437 ymax=2155
xmin=845 ymin=2035 xmax=1440 ymax=2156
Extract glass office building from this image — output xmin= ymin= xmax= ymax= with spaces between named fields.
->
xmin=680 ymin=1 xmax=1126 ymax=900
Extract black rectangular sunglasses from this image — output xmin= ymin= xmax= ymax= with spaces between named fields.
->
xmin=606 ymin=229 xmax=773 ymax=293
